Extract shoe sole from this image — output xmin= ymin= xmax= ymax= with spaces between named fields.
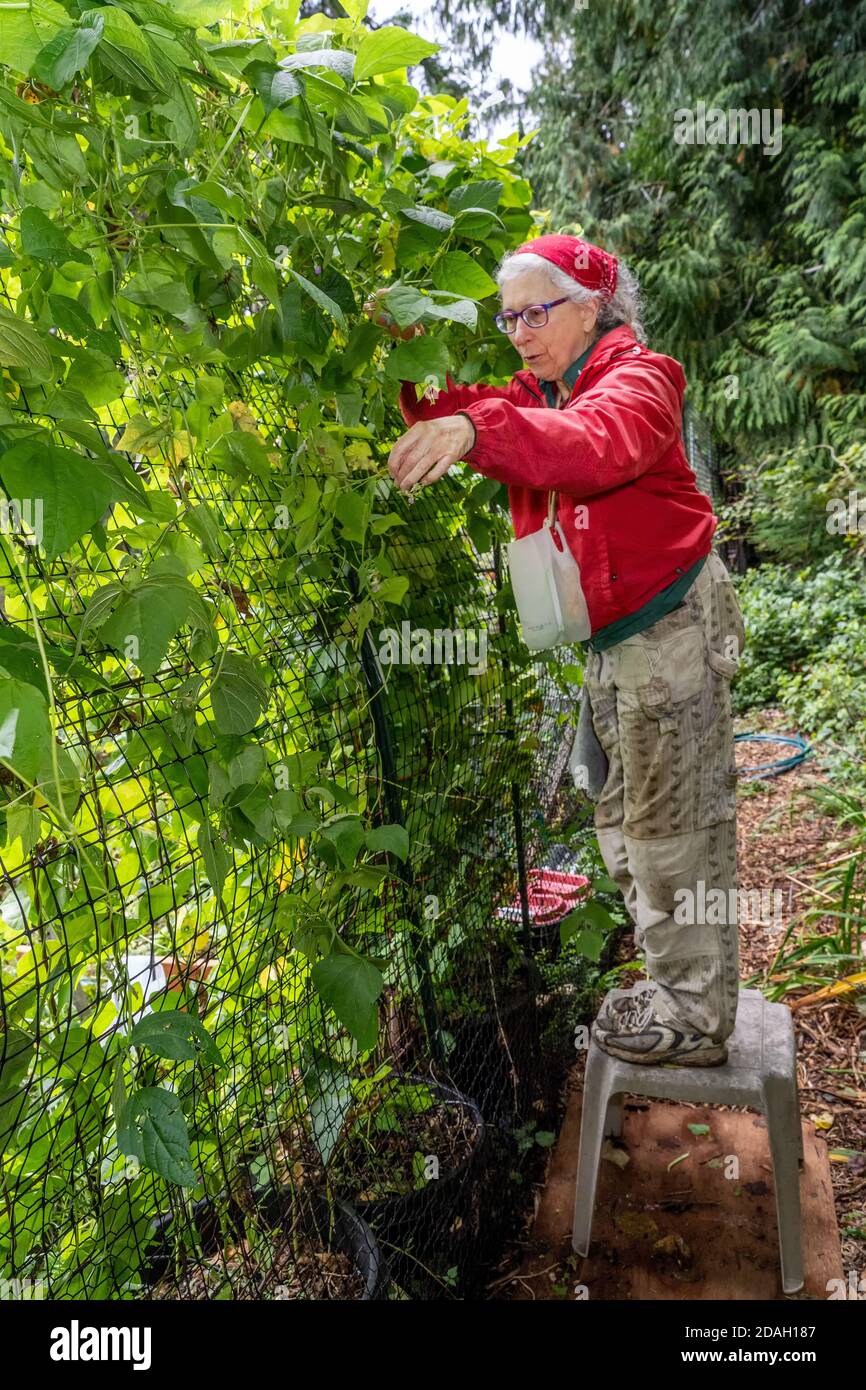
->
xmin=594 ymin=1037 xmax=728 ymax=1067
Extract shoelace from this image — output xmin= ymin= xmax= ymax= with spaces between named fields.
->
xmin=612 ymin=988 xmax=658 ymax=1031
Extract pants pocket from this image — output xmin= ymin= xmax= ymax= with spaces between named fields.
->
xmin=610 ymin=622 xmax=707 ymax=706
xmin=707 ymin=554 xmax=746 ymax=669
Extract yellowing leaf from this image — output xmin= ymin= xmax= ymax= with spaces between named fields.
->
xmin=228 ymin=400 xmax=263 ymax=434
xmin=811 ymin=1112 xmax=834 ymax=1131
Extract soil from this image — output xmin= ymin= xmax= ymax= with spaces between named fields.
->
xmin=150 ymin=1219 xmax=366 ymax=1300
xmin=328 ymin=1082 xmax=480 ymax=1200
xmin=732 ymin=706 xmax=866 ymax=1266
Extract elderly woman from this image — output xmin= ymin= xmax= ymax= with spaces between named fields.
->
xmin=366 ymin=234 xmax=746 ymax=1068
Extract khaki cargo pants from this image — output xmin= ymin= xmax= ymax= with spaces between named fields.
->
xmin=584 ymin=551 xmax=747 ymax=1042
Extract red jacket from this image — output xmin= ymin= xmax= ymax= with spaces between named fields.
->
xmin=398 ymin=324 xmax=717 ymax=634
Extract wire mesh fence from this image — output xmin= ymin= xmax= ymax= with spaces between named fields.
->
xmin=0 ymin=313 xmax=613 ymax=1300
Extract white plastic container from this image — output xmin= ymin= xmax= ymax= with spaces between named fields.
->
xmin=506 ymin=511 xmax=591 ymax=650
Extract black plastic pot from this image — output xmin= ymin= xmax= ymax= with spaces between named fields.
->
xmin=139 ymin=1186 xmax=388 ymax=1300
xmin=442 ymin=983 xmax=543 ymax=1126
xmin=338 ymin=1074 xmax=488 ymax=1300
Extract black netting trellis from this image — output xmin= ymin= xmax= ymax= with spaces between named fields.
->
xmin=0 ymin=315 xmax=616 ymax=1300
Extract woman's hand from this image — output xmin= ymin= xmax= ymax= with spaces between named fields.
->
xmin=363 ymin=287 xmax=426 ymax=340
xmin=388 ymin=414 xmax=476 ymax=493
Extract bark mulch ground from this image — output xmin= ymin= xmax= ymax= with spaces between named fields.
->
xmin=732 ymin=706 xmax=866 ymax=1271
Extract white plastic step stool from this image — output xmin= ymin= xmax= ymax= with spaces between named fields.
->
xmin=572 ymin=988 xmax=805 ymax=1294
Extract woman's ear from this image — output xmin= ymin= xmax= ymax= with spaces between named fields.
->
xmin=581 ymin=297 xmax=601 ymax=335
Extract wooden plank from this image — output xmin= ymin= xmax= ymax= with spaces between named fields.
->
xmin=500 ymin=1074 xmax=842 ymax=1301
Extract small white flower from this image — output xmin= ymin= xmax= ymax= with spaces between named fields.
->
xmin=422 ymin=376 xmax=441 ymax=404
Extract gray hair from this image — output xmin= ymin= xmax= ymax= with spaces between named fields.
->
xmin=495 ymin=250 xmax=646 ymax=344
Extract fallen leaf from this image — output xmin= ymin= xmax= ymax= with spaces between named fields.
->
xmin=615 ymin=1211 xmax=658 ymax=1239
xmin=601 ymin=1140 xmax=630 ymax=1169
xmin=653 ymin=1233 xmax=693 ymax=1265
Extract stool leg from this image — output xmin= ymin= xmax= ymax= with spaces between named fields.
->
xmin=793 ymin=1073 xmax=805 ymax=1168
xmin=572 ymin=1050 xmax=614 ymax=1256
xmin=763 ymin=1073 xmax=805 ymax=1294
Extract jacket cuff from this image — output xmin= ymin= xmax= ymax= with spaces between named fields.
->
xmin=456 ymin=410 xmax=477 ymax=456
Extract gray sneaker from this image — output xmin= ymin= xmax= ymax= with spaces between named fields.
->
xmin=592 ymin=1003 xmax=728 ymax=1066
xmin=596 ymin=980 xmax=658 ymax=1031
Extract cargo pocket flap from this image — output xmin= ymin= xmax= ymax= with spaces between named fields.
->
xmin=708 ymin=648 xmax=738 ymax=678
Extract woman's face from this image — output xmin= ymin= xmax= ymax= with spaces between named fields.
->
xmin=500 ymin=267 xmax=600 ymax=381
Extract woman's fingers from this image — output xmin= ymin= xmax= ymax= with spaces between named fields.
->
xmin=388 ymin=432 xmax=436 ymax=490
xmin=363 ymin=289 xmax=425 ymax=339
xmin=398 ymin=453 xmax=453 ymax=493
xmin=388 ymin=417 xmax=474 ymax=491
xmin=392 ymin=445 xmax=454 ymax=493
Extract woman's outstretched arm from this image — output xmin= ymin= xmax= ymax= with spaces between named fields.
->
xmin=398 ymin=373 xmax=517 ymax=428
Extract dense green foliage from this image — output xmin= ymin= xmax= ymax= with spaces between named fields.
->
xmin=443 ymin=0 xmax=866 ymax=461
xmin=438 ymin=0 xmax=866 ymax=773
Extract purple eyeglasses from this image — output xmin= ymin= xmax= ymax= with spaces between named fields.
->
xmin=494 ymin=297 xmax=571 ymax=334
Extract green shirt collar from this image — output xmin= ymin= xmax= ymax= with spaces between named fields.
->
xmin=538 ymin=337 xmax=600 ymax=407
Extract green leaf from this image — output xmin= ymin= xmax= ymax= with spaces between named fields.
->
xmin=0 ymin=1029 xmax=36 ymax=1091
xmin=130 ymin=1010 xmax=223 ymax=1065
xmin=424 ymin=295 xmax=478 ymax=329
xmin=278 ymin=47 xmax=355 ymax=80
xmin=381 ymin=283 xmax=431 ymax=328
xmin=250 ymin=65 xmax=303 ymax=113
xmin=400 ymin=204 xmax=454 ymax=233
xmin=311 ymin=952 xmax=384 ymax=1051
xmin=453 ymin=207 xmax=505 ymax=239
xmin=100 ymin=575 xmax=208 ymax=676
xmin=180 ymin=179 xmax=245 ymax=220
xmin=20 ymin=206 xmax=89 ymax=266
xmin=592 ymin=874 xmax=619 ymax=894
xmin=0 ymin=0 xmax=69 ymax=74
xmin=198 ymin=819 xmax=229 ymax=906
xmin=0 ymin=305 xmax=52 ymax=384
xmin=383 ymin=335 xmax=451 ymax=385
xmin=581 ymin=901 xmax=617 ymax=931
xmin=334 ymin=490 xmax=368 ymax=542
xmin=687 ymin=1123 xmax=711 ymax=1136
xmin=32 ymin=15 xmax=105 ymax=88
xmin=303 ymin=1053 xmax=353 ymax=1166
xmin=80 ymin=5 xmax=169 ymax=96
xmin=65 ymin=351 xmax=125 ymax=409
xmin=447 ymin=181 xmax=503 ymax=214
xmin=285 ymin=266 xmax=346 ymax=329
xmin=319 ymin=813 xmax=366 ymax=868
xmin=0 ymin=677 xmax=51 ymax=783
xmin=431 ymin=252 xmax=498 ymax=300
xmin=365 ymin=823 xmax=409 ymax=861
xmin=72 ymin=581 xmax=125 ymax=660
xmin=119 ymin=1087 xmax=196 ymax=1186
xmin=374 ymin=575 xmax=409 ymax=604
xmin=560 ymin=923 xmax=606 ymax=961
xmin=209 ymin=652 xmax=267 ymax=735
xmin=353 ymin=25 xmax=439 ymax=81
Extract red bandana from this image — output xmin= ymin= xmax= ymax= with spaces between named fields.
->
xmin=512 ymin=234 xmax=619 ymax=298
